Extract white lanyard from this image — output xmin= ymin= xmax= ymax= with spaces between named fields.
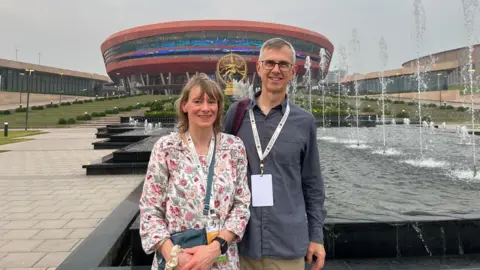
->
xmin=185 ymin=131 xmax=215 ymax=181
xmin=249 ymin=101 xmax=290 ymax=175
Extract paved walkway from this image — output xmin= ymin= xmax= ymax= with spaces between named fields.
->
xmin=0 ymin=128 xmax=143 ymax=269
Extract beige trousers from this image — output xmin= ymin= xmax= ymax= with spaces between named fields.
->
xmin=240 ymin=256 xmax=305 ymax=270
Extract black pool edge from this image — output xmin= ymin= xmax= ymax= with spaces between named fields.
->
xmin=56 ymin=180 xmax=144 ymax=270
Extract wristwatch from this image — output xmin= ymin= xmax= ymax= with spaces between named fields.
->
xmin=213 ymin=237 xmax=228 ymax=255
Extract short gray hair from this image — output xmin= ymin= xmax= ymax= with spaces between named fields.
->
xmin=259 ymin=38 xmax=296 ymax=64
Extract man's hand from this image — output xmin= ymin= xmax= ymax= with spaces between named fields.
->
xmin=178 ymin=245 xmax=219 ymax=270
xmin=307 ymin=242 xmax=325 ymax=270
xmin=177 ymin=252 xmax=193 ymax=268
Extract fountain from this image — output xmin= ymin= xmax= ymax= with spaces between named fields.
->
xmin=461 ymin=0 xmax=479 ymax=177
xmin=413 ymin=0 xmax=427 ymax=157
xmin=303 ymin=56 xmax=313 ymax=113
xmin=350 ymin=28 xmax=362 ymax=146
xmin=379 ymin=36 xmax=391 ymax=153
xmin=337 ymin=45 xmax=348 ymax=127
xmin=319 ymin=48 xmax=329 ymax=129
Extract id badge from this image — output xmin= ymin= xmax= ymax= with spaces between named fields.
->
xmin=206 ymin=219 xmax=228 ymax=264
xmin=251 ymin=174 xmax=273 ymax=207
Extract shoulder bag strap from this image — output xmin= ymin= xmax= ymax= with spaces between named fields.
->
xmin=232 ymin=98 xmax=250 ymax=136
xmin=202 ymin=134 xmax=217 ymax=216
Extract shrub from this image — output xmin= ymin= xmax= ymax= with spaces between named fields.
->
xmin=361 ymin=106 xmax=375 ymax=113
xmin=144 ymin=111 xmax=177 ymax=117
xmin=58 ymin=118 xmax=67 ymax=125
xmin=396 ymin=111 xmax=410 ymax=118
xmin=67 ymin=118 xmax=76 ymax=124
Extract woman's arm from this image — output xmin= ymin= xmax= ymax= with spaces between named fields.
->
xmin=221 ymin=141 xmax=251 ymax=242
xmin=139 ymin=138 xmax=172 ymax=256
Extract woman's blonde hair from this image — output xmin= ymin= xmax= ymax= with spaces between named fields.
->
xmin=175 ymin=73 xmax=225 ymax=134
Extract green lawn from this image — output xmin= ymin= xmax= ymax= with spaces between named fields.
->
xmin=0 ymin=95 xmax=171 ymax=128
xmin=0 ymin=130 xmax=48 ymax=146
xmin=306 ymin=94 xmax=477 ymax=125
xmin=344 ymin=97 xmax=476 ymax=124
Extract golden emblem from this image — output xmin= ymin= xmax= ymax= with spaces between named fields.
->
xmin=216 ymin=53 xmax=248 ymax=95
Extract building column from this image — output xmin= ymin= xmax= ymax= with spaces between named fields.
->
xmin=160 ymin=73 xmax=165 ymax=85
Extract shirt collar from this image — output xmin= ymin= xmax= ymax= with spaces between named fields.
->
xmin=249 ymin=91 xmax=289 ymax=114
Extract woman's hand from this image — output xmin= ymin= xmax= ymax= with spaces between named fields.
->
xmin=178 ymin=245 xmax=220 ymax=270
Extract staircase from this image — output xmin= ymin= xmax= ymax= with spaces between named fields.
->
xmin=75 ymin=109 xmax=147 ymax=128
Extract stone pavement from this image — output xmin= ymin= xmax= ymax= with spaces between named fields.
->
xmin=0 ymin=128 xmax=144 ymax=269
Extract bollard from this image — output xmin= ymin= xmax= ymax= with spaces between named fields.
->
xmin=4 ymin=122 xmax=8 ymax=137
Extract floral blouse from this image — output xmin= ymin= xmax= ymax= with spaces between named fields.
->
xmin=139 ymin=131 xmax=251 ymax=270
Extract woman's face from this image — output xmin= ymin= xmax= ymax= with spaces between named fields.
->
xmin=182 ymin=85 xmax=218 ymax=130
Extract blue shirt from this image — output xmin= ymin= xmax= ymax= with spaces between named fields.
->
xmin=222 ymin=92 xmax=327 ymax=260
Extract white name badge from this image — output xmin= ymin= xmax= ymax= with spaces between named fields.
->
xmin=251 ymin=174 xmax=274 ymax=207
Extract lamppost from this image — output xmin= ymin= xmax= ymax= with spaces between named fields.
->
xmin=25 ymin=69 xmax=34 ymax=131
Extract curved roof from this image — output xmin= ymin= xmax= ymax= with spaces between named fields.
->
xmin=101 ymin=19 xmax=334 ymax=54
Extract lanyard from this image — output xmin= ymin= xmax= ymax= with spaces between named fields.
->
xmin=249 ymin=101 xmax=290 ymax=175
xmin=185 ymin=131 xmax=215 ymax=181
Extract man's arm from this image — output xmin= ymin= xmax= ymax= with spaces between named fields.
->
xmin=301 ymin=117 xmax=326 ymax=244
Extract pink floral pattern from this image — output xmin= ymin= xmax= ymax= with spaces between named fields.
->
xmin=139 ymin=132 xmax=251 ymax=270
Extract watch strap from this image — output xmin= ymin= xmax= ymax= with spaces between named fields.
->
xmin=213 ymin=237 xmax=228 ymax=254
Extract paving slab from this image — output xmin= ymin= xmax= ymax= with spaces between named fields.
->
xmin=0 ymin=128 xmax=143 ymax=269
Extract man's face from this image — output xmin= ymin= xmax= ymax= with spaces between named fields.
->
xmin=256 ymin=46 xmax=297 ymax=94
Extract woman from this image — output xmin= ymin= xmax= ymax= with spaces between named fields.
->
xmin=139 ymin=73 xmax=251 ymax=270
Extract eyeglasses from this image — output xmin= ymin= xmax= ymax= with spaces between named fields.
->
xmin=260 ymin=60 xmax=293 ymax=71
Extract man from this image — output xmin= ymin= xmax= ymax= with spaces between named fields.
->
xmin=223 ymin=37 xmax=327 ymax=270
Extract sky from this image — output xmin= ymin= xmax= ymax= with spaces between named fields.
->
xmin=1 ymin=0 xmax=479 ymax=78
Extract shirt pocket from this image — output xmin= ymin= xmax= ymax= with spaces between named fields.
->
xmin=273 ymin=138 xmax=302 ymax=168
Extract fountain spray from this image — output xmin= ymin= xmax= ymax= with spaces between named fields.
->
xmin=319 ymin=48 xmax=329 ymax=129
xmin=462 ymin=0 xmax=479 ymax=177
xmin=413 ymin=0 xmax=427 ymax=157
xmin=379 ymin=37 xmax=388 ymax=153
xmin=337 ymin=45 xmax=348 ymax=128
xmin=304 ymin=56 xmax=312 ymax=113
xmin=350 ymin=28 xmax=361 ymax=146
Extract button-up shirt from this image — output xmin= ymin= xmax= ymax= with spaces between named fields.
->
xmin=222 ymin=92 xmax=326 ymax=260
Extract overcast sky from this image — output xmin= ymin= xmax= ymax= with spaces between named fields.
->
xmin=1 ymin=0 xmax=479 ymax=78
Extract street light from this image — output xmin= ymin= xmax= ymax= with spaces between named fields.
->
xmin=25 ymin=69 xmax=34 ymax=131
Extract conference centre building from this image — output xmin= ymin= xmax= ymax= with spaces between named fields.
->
xmin=100 ymin=20 xmax=335 ymax=94
xmin=340 ymin=44 xmax=480 ymax=104
xmin=0 ymin=59 xmax=110 ymax=97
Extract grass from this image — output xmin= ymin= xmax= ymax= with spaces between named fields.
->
xmin=306 ymin=94 xmax=477 ymax=125
xmin=0 ymin=95 xmax=171 ymax=128
xmin=347 ymin=98 xmax=476 ymax=124
xmin=0 ymin=130 xmax=47 ymax=146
